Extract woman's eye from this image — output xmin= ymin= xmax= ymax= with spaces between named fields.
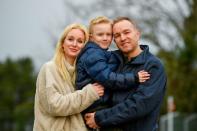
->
xmin=68 ymin=38 xmax=73 ymax=41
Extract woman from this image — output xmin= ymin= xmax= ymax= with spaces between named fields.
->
xmin=33 ymin=23 xmax=104 ymax=131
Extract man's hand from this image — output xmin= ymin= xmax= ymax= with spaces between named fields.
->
xmin=85 ymin=112 xmax=99 ymax=129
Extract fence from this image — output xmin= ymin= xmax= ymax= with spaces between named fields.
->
xmin=160 ymin=112 xmax=197 ymax=131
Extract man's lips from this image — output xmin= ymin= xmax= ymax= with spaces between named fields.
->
xmin=120 ymin=42 xmax=130 ymax=47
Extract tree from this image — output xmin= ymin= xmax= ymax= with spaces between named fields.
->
xmin=0 ymin=58 xmax=36 ymax=131
xmin=158 ymin=0 xmax=197 ymax=113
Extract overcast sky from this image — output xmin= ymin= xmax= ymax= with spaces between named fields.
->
xmin=0 ymin=0 xmax=71 ymax=70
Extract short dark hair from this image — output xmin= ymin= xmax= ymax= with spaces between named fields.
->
xmin=113 ymin=17 xmax=138 ymax=29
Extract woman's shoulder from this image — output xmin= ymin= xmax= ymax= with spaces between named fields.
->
xmin=39 ymin=60 xmax=57 ymax=73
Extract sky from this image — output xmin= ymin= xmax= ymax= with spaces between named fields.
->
xmin=0 ymin=0 xmax=68 ymax=70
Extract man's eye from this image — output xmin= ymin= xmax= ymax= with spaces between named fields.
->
xmin=114 ymin=34 xmax=120 ymax=38
xmin=124 ymin=31 xmax=131 ymax=34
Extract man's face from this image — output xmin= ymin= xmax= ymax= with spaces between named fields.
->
xmin=113 ymin=20 xmax=140 ymax=54
xmin=90 ymin=23 xmax=112 ymax=49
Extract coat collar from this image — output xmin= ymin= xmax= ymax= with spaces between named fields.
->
xmin=116 ymin=45 xmax=150 ymax=65
xmin=85 ymin=41 xmax=108 ymax=50
xmin=77 ymin=41 xmax=108 ymax=61
xmin=130 ymin=45 xmax=149 ymax=64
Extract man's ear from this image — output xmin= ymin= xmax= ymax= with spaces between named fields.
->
xmin=136 ymin=30 xmax=141 ymax=38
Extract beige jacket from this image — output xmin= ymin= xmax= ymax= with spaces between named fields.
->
xmin=33 ymin=60 xmax=99 ymax=131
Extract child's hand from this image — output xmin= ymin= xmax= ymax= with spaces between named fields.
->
xmin=138 ymin=70 xmax=150 ymax=83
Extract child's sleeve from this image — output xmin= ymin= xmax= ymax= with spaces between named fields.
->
xmin=84 ymin=49 xmax=138 ymax=90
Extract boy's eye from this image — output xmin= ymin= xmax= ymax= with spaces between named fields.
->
xmin=78 ymin=40 xmax=83 ymax=43
xmin=107 ymin=33 xmax=112 ymax=36
xmin=97 ymin=33 xmax=103 ymax=36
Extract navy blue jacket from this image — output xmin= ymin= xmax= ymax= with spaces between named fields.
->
xmin=76 ymin=41 xmax=138 ymax=91
xmin=95 ymin=45 xmax=167 ymax=131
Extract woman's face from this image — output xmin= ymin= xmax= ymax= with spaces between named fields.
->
xmin=62 ymin=28 xmax=85 ymax=60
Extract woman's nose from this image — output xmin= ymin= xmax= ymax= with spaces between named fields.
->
xmin=72 ymin=40 xmax=77 ymax=46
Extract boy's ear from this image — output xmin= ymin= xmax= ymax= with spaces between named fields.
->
xmin=89 ymin=34 xmax=93 ymax=40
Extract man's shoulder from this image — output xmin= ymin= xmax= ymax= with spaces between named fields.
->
xmin=145 ymin=53 xmax=165 ymax=70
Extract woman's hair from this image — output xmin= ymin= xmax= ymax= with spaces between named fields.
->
xmin=89 ymin=16 xmax=112 ymax=34
xmin=53 ymin=23 xmax=89 ymax=81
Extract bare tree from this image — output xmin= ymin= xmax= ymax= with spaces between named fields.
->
xmin=62 ymin=0 xmax=193 ymax=52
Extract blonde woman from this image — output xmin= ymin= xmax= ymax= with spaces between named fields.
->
xmin=33 ymin=23 xmax=104 ymax=131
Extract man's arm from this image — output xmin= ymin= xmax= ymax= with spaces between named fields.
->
xmin=94 ymin=61 xmax=167 ymax=127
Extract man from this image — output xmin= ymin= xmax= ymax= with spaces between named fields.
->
xmin=85 ymin=17 xmax=167 ymax=131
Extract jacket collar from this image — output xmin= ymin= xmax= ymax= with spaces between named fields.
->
xmin=85 ymin=41 xmax=108 ymax=50
xmin=116 ymin=45 xmax=149 ymax=65
xmin=77 ymin=41 xmax=107 ymax=62
xmin=130 ymin=45 xmax=149 ymax=64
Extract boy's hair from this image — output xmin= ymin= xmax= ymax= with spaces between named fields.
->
xmin=89 ymin=16 xmax=112 ymax=34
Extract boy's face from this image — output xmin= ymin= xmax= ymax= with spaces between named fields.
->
xmin=90 ymin=23 xmax=112 ymax=49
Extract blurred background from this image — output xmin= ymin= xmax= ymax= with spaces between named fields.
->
xmin=0 ymin=0 xmax=196 ymax=130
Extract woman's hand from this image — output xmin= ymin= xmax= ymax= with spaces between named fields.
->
xmin=92 ymin=83 xmax=104 ymax=97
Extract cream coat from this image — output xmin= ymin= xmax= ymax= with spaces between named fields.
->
xmin=33 ymin=60 xmax=99 ymax=131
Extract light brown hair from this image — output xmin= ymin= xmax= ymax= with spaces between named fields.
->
xmin=89 ymin=16 xmax=112 ymax=34
xmin=113 ymin=17 xmax=138 ymax=29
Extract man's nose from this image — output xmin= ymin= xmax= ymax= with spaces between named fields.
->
xmin=120 ymin=34 xmax=126 ymax=41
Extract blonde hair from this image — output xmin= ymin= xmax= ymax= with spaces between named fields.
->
xmin=89 ymin=16 xmax=112 ymax=34
xmin=53 ymin=23 xmax=89 ymax=81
